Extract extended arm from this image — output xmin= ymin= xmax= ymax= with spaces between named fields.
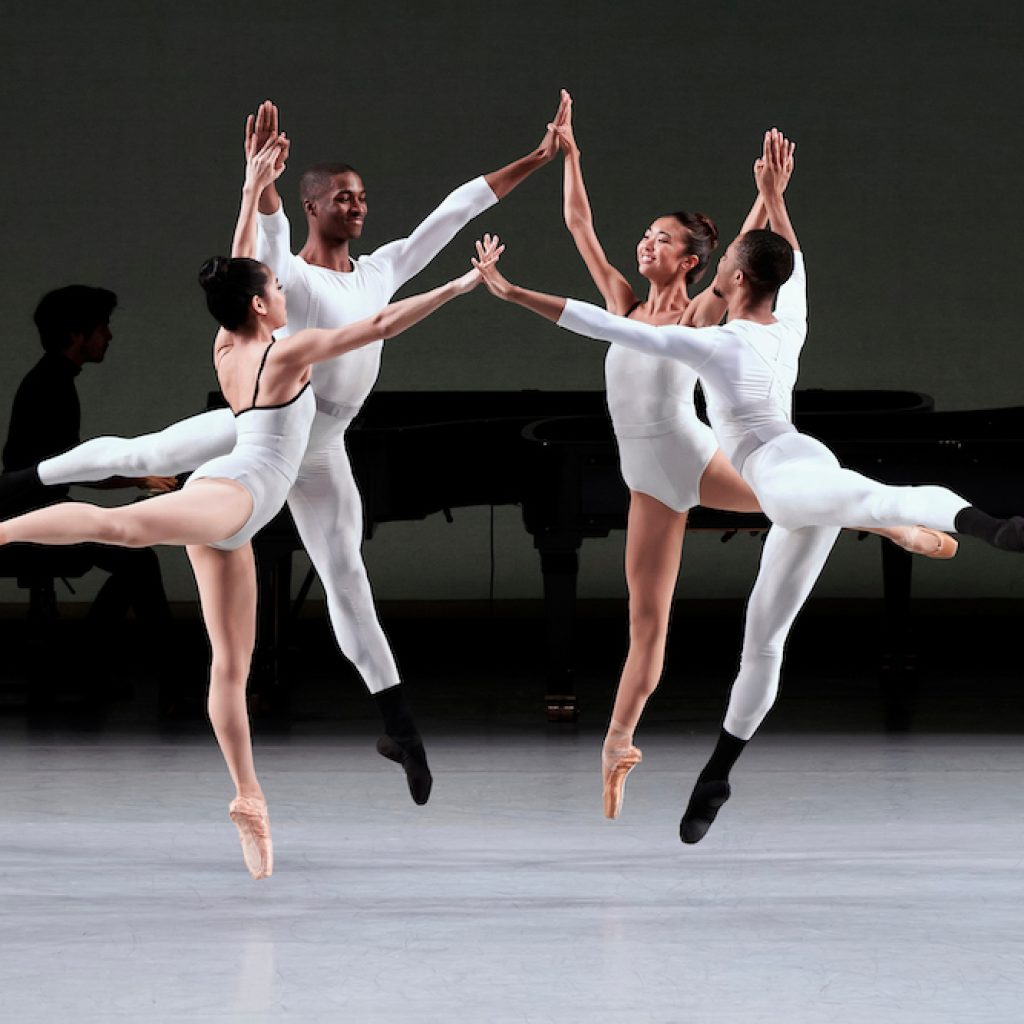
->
xmin=555 ymin=91 xmax=635 ymax=314
xmin=757 ymin=129 xmax=799 ymax=251
xmin=373 ymin=93 xmax=571 ymax=290
xmin=279 ymin=268 xmax=484 ymax=366
xmin=685 ymin=132 xmax=793 ymax=328
xmin=484 ymin=90 xmax=570 ymax=198
xmin=473 ymin=238 xmax=719 ymax=370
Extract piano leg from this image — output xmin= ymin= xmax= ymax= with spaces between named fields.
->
xmin=537 ymin=537 xmax=581 ymax=722
xmin=879 ymin=538 xmax=917 ymax=731
xmin=252 ymin=543 xmax=293 ymax=719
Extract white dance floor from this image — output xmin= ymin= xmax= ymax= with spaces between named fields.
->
xmin=1 ymin=729 xmax=1022 ymax=1023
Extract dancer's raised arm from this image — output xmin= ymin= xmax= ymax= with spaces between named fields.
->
xmin=484 ymin=90 xmax=571 ymax=199
xmin=233 ymin=122 xmax=288 ymax=259
xmin=686 ymin=129 xmax=794 ymax=327
xmin=554 ymin=90 xmax=636 ymax=315
xmin=757 ymin=129 xmax=799 ymax=251
xmin=371 ymin=92 xmax=571 ymax=290
xmin=247 ymin=100 xmax=289 ymax=216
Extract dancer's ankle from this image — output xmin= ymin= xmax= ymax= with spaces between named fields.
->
xmin=602 ymin=720 xmax=635 ymax=770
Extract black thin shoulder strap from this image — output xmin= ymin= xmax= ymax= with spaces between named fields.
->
xmin=625 ymin=301 xmax=642 ymax=317
xmin=252 ymin=339 xmax=278 ymax=406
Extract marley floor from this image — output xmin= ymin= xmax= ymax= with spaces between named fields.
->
xmin=0 ymin=600 xmax=1022 ymax=1024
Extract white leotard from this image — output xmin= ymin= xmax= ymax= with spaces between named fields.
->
xmin=605 ymin=304 xmax=717 ymax=511
xmin=187 ymin=341 xmax=317 ymax=551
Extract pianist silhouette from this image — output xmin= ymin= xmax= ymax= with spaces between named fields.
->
xmin=2 ymin=285 xmax=176 ymax=699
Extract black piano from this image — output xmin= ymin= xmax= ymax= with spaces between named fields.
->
xmin=245 ymin=389 xmax=1024 ymax=722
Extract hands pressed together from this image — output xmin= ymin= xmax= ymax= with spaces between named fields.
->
xmin=237 ymin=91 xmax=796 ymax=313
xmin=243 ymin=100 xmax=289 ymax=192
xmin=754 ymin=127 xmax=795 ymax=198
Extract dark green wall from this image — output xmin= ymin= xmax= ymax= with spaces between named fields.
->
xmin=2 ymin=1 xmax=1022 ymax=602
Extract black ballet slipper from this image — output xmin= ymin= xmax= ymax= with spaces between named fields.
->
xmin=0 ymin=466 xmax=44 ymax=515
xmin=377 ymin=734 xmax=433 ymax=805
xmin=679 ymin=779 xmax=732 ymax=844
xmin=954 ymin=507 xmax=1024 ymax=553
xmin=993 ymin=517 xmax=1024 ymax=552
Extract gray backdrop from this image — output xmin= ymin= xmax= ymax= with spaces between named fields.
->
xmin=2 ymin=0 xmax=1022 ymax=604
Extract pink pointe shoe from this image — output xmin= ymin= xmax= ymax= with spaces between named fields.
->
xmin=228 ymin=796 xmax=273 ymax=880
xmin=891 ymin=526 xmax=958 ymax=560
xmin=602 ymin=746 xmax=642 ymax=819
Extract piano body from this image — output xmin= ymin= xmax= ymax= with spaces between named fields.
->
xmin=240 ymin=388 xmax=1024 ymax=722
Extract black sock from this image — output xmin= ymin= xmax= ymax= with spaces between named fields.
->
xmin=697 ymin=728 xmax=748 ymax=784
xmin=372 ymin=685 xmax=432 ymax=805
xmin=955 ymin=507 xmax=1024 ymax=552
xmin=372 ymin=683 xmax=419 ymax=740
xmin=680 ymin=728 xmax=747 ymax=844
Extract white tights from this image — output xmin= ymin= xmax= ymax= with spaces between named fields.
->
xmin=723 ymin=432 xmax=969 ymax=740
xmin=37 ymin=408 xmax=400 ymax=694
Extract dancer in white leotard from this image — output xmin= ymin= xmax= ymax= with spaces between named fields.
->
xmin=0 ymin=130 xmax=488 ymax=879
xmin=471 ymin=129 xmax=1024 ymax=842
xmin=0 ymin=95 xmax=570 ymax=804
xmin=551 ymin=98 xmax=955 ymax=819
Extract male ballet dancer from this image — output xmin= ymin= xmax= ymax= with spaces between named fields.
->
xmin=0 ymin=95 xmax=570 ymax=804
xmin=471 ymin=128 xmax=1023 ymax=839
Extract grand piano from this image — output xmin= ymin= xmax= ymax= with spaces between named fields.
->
xmin=247 ymin=388 xmax=1024 ymax=722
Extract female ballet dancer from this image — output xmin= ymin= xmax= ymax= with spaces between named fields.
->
xmin=0 ymin=130 xmax=489 ymax=879
xmin=550 ymin=97 xmax=955 ymax=818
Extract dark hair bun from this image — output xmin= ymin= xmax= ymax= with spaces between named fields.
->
xmin=198 ymin=256 xmax=232 ymax=292
xmin=693 ymin=212 xmax=720 ymax=248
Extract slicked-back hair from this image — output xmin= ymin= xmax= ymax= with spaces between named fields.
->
xmin=734 ymin=229 xmax=795 ymax=300
xmin=33 ymin=285 xmax=118 ymax=353
xmin=299 ymin=162 xmax=359 ymax=205
xmin=198 ymin=257 xmax=269 ymax=331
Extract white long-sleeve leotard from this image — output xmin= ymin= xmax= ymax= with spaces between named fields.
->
xmin=257 ymin=176 xmax=498 ymax=417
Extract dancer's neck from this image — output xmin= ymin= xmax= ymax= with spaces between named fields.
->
xmin=298 ymin=237 xmax=355 ymax=273
xmin=640 ymin=278 xmax=689 ymax=320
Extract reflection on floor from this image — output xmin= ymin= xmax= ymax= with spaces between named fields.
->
xmin=0 ymin=601 xmax=1022 ymax=1022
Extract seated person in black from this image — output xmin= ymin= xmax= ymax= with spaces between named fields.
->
xmin=3 ymin=285 xmax=177 ymax=695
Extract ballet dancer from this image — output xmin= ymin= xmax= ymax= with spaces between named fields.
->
xmin=470 ymin=128 xmax=1023 ymax=843
xmin=550 ymin=98 xmax=954 ymax=818
xmin=0 ymin=94 xmax=570 ymax=805
xmin=0 ymin=130 xmax=489 ymax=879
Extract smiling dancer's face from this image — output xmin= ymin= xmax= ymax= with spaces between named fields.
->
xmin=636 ymin=217 xmax=698 ymax=284
xmin=310 ymin=171 xmax=367 ymax=243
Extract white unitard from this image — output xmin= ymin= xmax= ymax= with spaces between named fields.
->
xmin=557 ymin=253 xmax=969 ymax=739
xmin=606 ymin=319 xmax=718 ymax=512
xmin=39 ymin=177 xmax=498 ymax=693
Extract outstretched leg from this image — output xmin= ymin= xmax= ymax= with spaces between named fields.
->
xmin=38 ymin=409 xmax=237 ymax=484
xmin=0 ymin=479 xmax=252 ymax=549
xmin=603 ymin=490 xmax=687 ymax=818
xmin=700 ymin=447 xmax=956 ymax=557
xmin=681 ymin=523 xmax=839 ymax=844
xmin=187 ymin=542 xmax=271 ymax=880
xmin=287 ymin=426 xmax=431 ymax=804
